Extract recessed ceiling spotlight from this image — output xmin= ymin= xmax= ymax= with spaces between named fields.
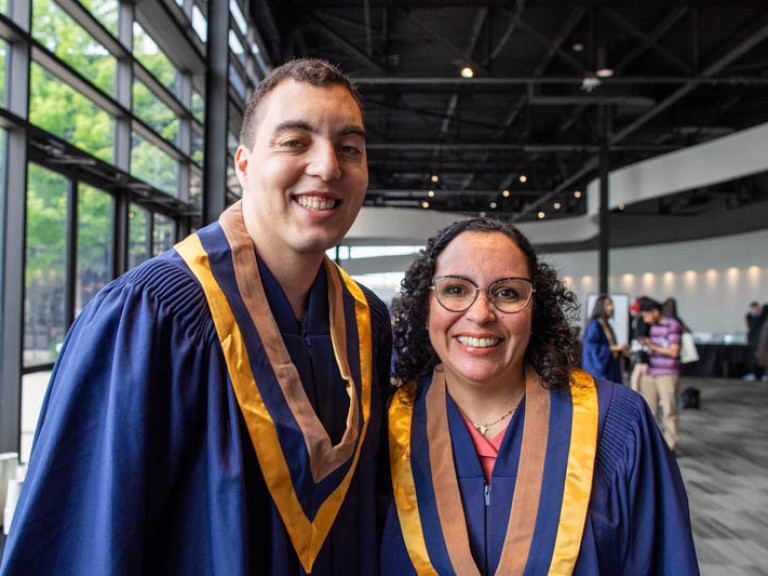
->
xmin=422 ymin=201 xmax=430 ymax=209
xmin=574 ymin=190 xmax=582 ymax=198
xmin=460 ymin=66 xmax=474 ymax=79
xmin=572 ymin=42 xmax=585 ymax=52
xmin=427 ymin=190 xmax=435 ymax=197
xmin=554 ymin=202 xmax=561 ymax=210
xmin=502 ymin=189 xmax=510 ymax=197
xmin=537 ymin=211 xmax=546 ymax=219
xmin=431 ymin=174 xmax=440 ymax=183
xmin=490 ymin=201 xmax=497 ymax=209
xmin=519 ymin=174 xmax=527 ymax=183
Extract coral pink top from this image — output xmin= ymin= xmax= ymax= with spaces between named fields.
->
xmin=460 ymin=412 xmax=508 ymax=483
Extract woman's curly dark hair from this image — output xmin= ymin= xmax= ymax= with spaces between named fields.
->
xmin=391 ymin=217 xmax=581 ymax=391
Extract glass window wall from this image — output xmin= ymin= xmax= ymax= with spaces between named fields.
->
xmin=29 ymin=64 xmax=114 ymax=162
xmin=132 ymin=78 xmax=180 ymax=144
xmin=0 ymin=40 xmax=6 ymax=104
xmin=133 ymin=22 xmax=177 ymax=95
xmin=24 ymin=164 xmax=68 ymax=368
xmin=128 ymin=203 xmax=149 ymax=269
xmin=77 ymin=184 xmax=113 ymax=314
xmin=152 ymin=213 xmax=175 ymax=256
xmin=130 ymin=131 xmax=178 ymax=196
xmin=79 ymin=0 xmax=119 ymax=37
xmin=32 ymin=0 xmax=117 ymax=96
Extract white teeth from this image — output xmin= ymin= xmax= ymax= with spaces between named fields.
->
xmin=296 ymin=196 xmax=336 ymax=211
xmin=457 ymin=336 xmax=500 ymax=348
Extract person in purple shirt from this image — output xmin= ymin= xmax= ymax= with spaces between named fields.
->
xmin=638 ymin=296 xmax=683 ymax=452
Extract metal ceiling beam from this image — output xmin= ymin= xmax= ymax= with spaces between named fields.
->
xmin=611 ymin=13 xmax=768 ymax=145
xmin=353 ymin=75 xmax=768 ymax=86
xmin=310 ymin=14 xmax=387 ymax=72
xmin=366 ymin=142 xmax=675 ymax=152
xmin=606 ymin=6 xmax=691 ymax=74
xmin=398 ymin=7 xmax=489 ymax=75
xmin=514 ymin=10 xmax=768 ymax=222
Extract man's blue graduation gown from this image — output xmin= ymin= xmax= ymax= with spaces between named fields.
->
xmin=1 ymin=202 xmax=391 ymax=575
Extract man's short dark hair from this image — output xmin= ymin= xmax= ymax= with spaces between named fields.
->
xmin=239 ymin=58 xmax=363 ymax=149
xmin=638 ymin=296 xmax=662 ymax=312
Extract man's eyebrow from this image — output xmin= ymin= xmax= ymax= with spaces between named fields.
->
xmin=338 ymin=125 xmax=366 ymax=139
xmin=272 ymin=121 xmax=366 ymax=139
xmin=273 ymin=120 xmax=314 ymax=134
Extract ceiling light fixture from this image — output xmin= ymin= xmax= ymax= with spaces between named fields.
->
xmin=595 ymin=47 xmax=614 ymax=79
xmin=537 ymin=211 xmax=546 ymax=219
xmin=502 ymin=189 xmax=510 ymax=197
xmin=422 ymin=201 xmax=430 ymax=209
xmin=460 ymin=66 xmax=474 ymax=79
xmin=427 ymin=190 xmax=435 ymax=197
xmin=519 ymin=174 xmax=527 ymax=183
xmin=431 ymin=174 xmax=440 ymax=183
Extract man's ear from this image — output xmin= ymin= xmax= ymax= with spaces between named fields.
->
xmin=234 ymin=146 xmax=249 ymax=189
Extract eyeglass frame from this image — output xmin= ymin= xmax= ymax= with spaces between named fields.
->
xmin=429 ymin=275 xmax=536 ymax=314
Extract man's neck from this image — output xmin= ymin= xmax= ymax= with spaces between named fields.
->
xmin=256 ymin=245 xmax=324 ymax=323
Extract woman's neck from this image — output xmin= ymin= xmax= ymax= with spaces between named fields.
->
xmin=445 ymin=365 xmax=529 ymax=426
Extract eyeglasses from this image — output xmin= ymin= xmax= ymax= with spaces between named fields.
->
xmin=430 ymin=275 xmax=535 ymax=314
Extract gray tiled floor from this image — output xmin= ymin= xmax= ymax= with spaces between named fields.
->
xmin=675 ymin=377 xmax=768 ymax=576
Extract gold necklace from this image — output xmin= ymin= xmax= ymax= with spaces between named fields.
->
xmin=472 ymin=400 xmax=520 ymax=436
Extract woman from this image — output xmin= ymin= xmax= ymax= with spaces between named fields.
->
xmin=581 ymin=295 xmax=629 ymax=383
xmin=663 ymin=297 xmax=692 ymax=333
xmin=381 ymin=217 xmax=699 ymax=575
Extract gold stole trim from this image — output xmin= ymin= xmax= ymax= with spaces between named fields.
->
xmin=389 ymin=366 xmax=598 ymax=575
xmin=548 ymin=369 xmax=599 ymax=575
xmin=176 ymin=219 xmax=372 ymax=574
xmin=389 ymin=383 xmax=439 ymax=575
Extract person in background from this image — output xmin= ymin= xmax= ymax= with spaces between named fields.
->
xmin=1 ymin=59 xmax=392 ymax=575
xmin=744 ymin=301 xmax=764 ymax=382
xmin=629 ymin=297 xmax=650 ymax=392
xmin=754 ymin=304 xmax=768 ymax=382
xmin=582 ymin=294 xmax=630 ymax=383
xmin=380 ymin=217 xmax=699 ymax=575
xmin=663 ymin=297 xmax=692 ymax=333
xmin=638 ymin=296 xmax=683 ymax=452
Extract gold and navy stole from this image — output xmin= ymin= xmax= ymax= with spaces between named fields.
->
xmin=389 ymin=366 xmax=598 ymax=575
xmin=175 ymin=202 xmax=373 ymax=573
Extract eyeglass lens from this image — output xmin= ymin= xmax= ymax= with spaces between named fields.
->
xmin=432 ymin=277 xmax=533 ymax=313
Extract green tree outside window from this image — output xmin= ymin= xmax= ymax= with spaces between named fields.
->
xmin=133 ymin=78 xmax=179 ymax=144
xmin=79 ymin=0 xmax=119 ymax=37
xmin=29 ymin=64 xmax=113 ymax=162
xmin=128 ymin=203 xmax=149 ymax=269
xmin=33 ymin=0 xmax=116 ymax=97
xmin=25 ymin=164 xmax=67 ymax=366
xmin=77 ymin=184 xmax=113 ymax=314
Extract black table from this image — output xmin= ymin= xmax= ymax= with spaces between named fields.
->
xmin=681 ymin=343 xmax=752 ymax=378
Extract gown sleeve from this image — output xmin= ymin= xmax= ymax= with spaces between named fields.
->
xmin=581 ymin=381 xmax=700 ymax=575
xmin=0 ymin=257 xmax=221 ymax=575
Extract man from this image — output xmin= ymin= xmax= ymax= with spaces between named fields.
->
xmin=744 ymin=301 xmax=762 ymax=381
xmin=638 ymin=296 xmax=682 ymax=452
xmin=0 ymin=59 xmax=392 ymax=575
